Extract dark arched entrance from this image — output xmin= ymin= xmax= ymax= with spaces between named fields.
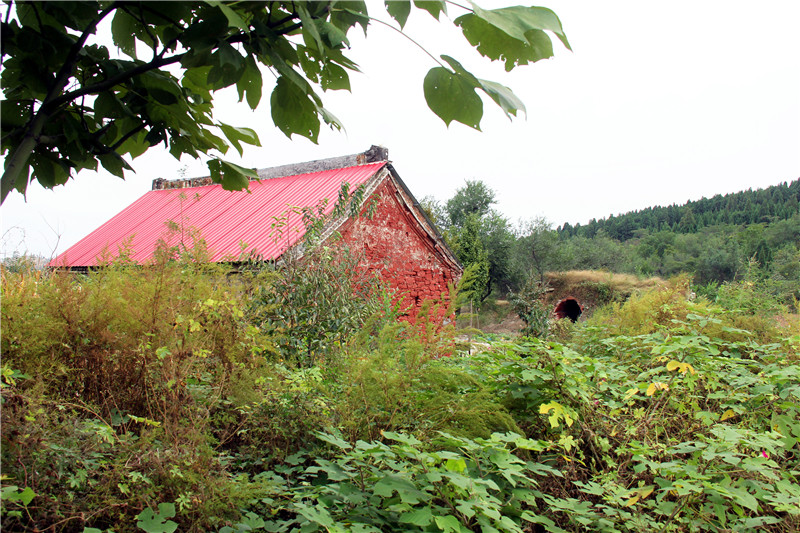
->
xmin=554 ymin=297 xmax=583 ymax=322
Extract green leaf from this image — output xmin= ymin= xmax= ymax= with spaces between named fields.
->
xmin=1 ymin=485 xmax=36 ymax=506
xmin=445 ymin=457 xmax=467 ymax=473
xmin=208 ymin=158 xmax=257 ymax=191
xmin=373 ymin=475 xmax=427 ymax=504
xmin=270 ymin=76 xmax=321 ymax=142
xmin=423 ymin=67 xmax=482 ymax=130
xmin=218 ymin=123 xmax=260 ymax=157
xmin=31 ymin=153 xmax=71 ymax=188
xmin=117 ymin=127 xmax=149 ymax=159
xmin=468 ymin=4 xmax=570 ymax=50
xmin=0 ymin=99 xmax=30 ymax=129
xmin=474 ymin=79 xmax=526 ymax=119
xmin=317 ymin=20 xmax=349 ymax=48
xmin=237 ymin=55 xmax=263 ymax=109
xmin=434 ymin=515 xmax=466 ymax=533
xmin=316 ymin=431 xmax=352 ymax=450
xmin=726 ymin=485 xmax=759 ymax=511
xmin=381 ymin=431 xmax=422 ymax=446
xmin=31 ymin=154 xmax=55 ymax=187
xmin=295 ymin=4 xmax=325 ymax=53
xmin=205 ymin=0 xmax=249 ymax=30
xmin=136 ymin=503 xmax=178 ymax=533
xmin=111 ymin=9 xmax=138 ymax=59
xmin=414 ymin=0 xmax=446 ymax=20
xmin=321 ymin=62 xmax=351 ymax=91
xmin=399 ymin=507 xmax=434 ymax=526
xmin=95 ymin=92 xmax=135 ymax=119
xmin=440 ymin=55 xmax=525 ymax=119
xmin=331 ymin=3 xmax=370 ymax=35
xmin=455 ymin=5 xmax=569 ymax=71
xmin=98 ymin=153 xmax=133 ymax=179
xmin=385 ymin=1 xmax=411 ymax=29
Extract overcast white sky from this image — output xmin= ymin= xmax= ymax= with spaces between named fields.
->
xmin=2 ymin=0 xmax=799 ymax=259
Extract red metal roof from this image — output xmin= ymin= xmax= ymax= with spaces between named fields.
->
xmin=50 ymin=162 xmax=386 ymax=267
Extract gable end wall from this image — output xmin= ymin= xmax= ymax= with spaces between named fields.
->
xmin=337 ymin=179 xmax=458 ymax=320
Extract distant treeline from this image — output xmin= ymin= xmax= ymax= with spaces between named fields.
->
xmin=558 ymin=179 xmax=800 ymax=240
xmin=421 ymin=178 xmax=800 ymax=306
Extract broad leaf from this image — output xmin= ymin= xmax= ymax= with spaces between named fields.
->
xmin=400 ymin=507 xmax=434 ymax=526
xmin=110 ymin=9 xmax=138 ymax=59
xmin=414 ymin=0 xmax=446 ymax=20
xmin=136 ymin=503 xmax=178 ymax=533
xmin=455 ymin=5 xmax=570 ymax=71
xmin=237 ymin=55 xmax=263 ymax=109
xmin=208 ymin=158 xmax=257 ymax=191
xmin=385 ymin=0 xmax=411 ymax=29
xmin=423 ymin=67 xmax=482 ymax=130
xmin=477 ymin=79 xmax=526 ymax=119
xmin=434 ymin=515 xmax=465 ymax=533
xmin=98 ymin=153 xmax=133 ymax=179
xmin=271 ymin=76 xmax=321 ymax=141
xmin=205 ymin=0 xmax=249 ymax=30
xmin=469 ymin=4 xmax=570 ymax=49
xmin=373 ymin=475 xmax=427 ymax=504
xmin=440 ymin=55 xmax=525 ymax=119
xmin=218 ymin=123 xmax=261 ymax=157
xmin=321 ymin=62 xmax=351 ymax=91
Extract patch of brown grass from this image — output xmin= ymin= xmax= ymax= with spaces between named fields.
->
xmin=545 ymin=270 xmax=667 ymax=315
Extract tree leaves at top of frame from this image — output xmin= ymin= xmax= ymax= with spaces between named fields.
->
xmin=1 ymin=1 xmax=569 ymax=203
xmin=455 ymin=4 xmax=571 ymax=71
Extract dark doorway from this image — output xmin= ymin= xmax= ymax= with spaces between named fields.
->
xmin=554 ymin=297 xmax=583 ymax=322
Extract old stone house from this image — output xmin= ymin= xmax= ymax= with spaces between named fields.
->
xmin=50 ymin=146 xmax=462 ymax=319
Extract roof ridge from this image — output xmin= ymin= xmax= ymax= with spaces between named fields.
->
xmin=152 ymin=145 xmax=388 ymax=191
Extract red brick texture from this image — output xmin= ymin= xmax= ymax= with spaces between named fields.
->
xmin=337 ymin=178 xmax=460 ymax=322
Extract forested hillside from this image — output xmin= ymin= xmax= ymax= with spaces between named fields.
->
xmin=558 ymin=179 xmax=800 ymax=240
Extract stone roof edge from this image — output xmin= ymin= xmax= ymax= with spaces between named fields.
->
xmin=152 ymin=145 xmax=389 ymax=190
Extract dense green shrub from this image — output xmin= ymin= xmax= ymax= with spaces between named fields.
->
xmin=509 ymin=276 xmax=551 ymax=338
xmin=330 ymin=320 xmax=520 ymax=443
xmin=246 ymin=244 xmax=387 ymax=367
xmin=1 ymin=256 xmax=274 ymax=531
xmin=248 ymin=431 xmax=561 ymax=533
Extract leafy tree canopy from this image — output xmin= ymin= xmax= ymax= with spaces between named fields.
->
xmin=0 ymin=1 xmax=570 ymax=204
xmin=446 ymin=179 xmax=497 ymax=228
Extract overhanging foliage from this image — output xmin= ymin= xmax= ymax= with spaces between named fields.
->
xmin=0 ymin=1 xmax=570 ymax=204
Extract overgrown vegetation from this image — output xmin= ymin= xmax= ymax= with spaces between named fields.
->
xmin=2 ymin=246 xmax=798 ymax=532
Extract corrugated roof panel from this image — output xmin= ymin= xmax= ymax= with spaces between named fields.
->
xmin=50 ymin=162 xmax=385 ymax=267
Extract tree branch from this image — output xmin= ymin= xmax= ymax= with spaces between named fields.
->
xmin=1 ymin=1 xmax=120 ymax=204
xmin=108 ymin=122 xmax=146 ymax=153
xmin=53 ymin=52 xmax=186 ymax=110
xmin=367 ymin=16 xmax=447 ymax=69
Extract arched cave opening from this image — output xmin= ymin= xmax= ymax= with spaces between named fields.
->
xmin=554 ymin=297 xmax=583 ymax=323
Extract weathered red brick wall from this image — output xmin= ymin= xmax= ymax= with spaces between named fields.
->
xmin=337 ymin=178 xmax=459 ymax=321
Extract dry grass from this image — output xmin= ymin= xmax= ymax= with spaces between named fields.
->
xmin=544 ymin=270 xmax=667 ymax=315
xmin=547 ymin=270 xmax=664 ymax=291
